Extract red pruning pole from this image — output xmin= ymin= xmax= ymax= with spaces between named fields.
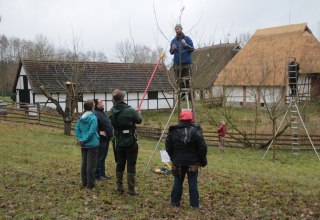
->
xmin=137 ymin=51 xmax=165 ymax=112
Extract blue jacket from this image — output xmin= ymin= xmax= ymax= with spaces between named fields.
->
xmin=75 ymin=111 xmax=99 ymax=148
xmin=170 ymin=34 xmax=194 ymax=65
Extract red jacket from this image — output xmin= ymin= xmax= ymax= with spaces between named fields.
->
xmin=217 ymin=124 xmax=226 ymax=137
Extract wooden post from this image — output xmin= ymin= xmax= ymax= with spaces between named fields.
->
xmin=37 ymin=103 xmax=41 ymax=125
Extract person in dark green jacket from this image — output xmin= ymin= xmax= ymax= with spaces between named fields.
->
xmin=109 ymin=89 xmax=142 ymax=195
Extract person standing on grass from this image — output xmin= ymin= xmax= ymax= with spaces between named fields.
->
xmin=165 ymin=110 xmax=207 ymax=209
xmin=217 ymin=120 xmax=226 ymax=152
xmin=93 ymin=99 xmax=113 ymax=181
xmin=75 ymin=100 xmax=99 ymax=189
xmin=109 ymin=89 xmax=142 ymax=195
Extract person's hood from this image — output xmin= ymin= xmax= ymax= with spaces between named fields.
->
xmin=79 ymin=111 xmax=94 ymax=123
xmin=111 ymin=102 xmax=130 ymax=114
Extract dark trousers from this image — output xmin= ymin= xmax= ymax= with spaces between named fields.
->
xmin=171 ymin=165 xmax=199 ymax=208
xmin=95 ymin=139 xmax=110 ymax=178
xmin=174 ymin=64 xmax=191 ymax=89
xmin=116 ymin=143 xmax=138 ymax=174
xmin=81 ymin=147 xmax=98 ymax=189
xmin=289 ymin=83 xmax=297 ymax=96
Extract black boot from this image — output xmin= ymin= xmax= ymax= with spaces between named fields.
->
xmin=116 ymin=172 xmax=124 ymax=194
xmin=127 ymin=173 xmax=139 ymax=195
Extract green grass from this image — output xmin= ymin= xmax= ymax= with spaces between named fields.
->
xmin=0 ymin=121 xmax=320 ymax=219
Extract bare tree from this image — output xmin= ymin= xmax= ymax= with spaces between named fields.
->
xmin=238 ymin=32 xmax=251 ymax=47
xmin=114 ymin=39 xmax=162 ymax=64
xmin=38 ymin=37 xmax=97 ymax=135
xmin=114 ymin=40 xmax=133 ymax=63
xmin=27 ymin=34 xmax=55 ymax=60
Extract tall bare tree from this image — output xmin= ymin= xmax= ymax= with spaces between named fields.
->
xmin=27 ymin=34 xmax=55 ymax=60
xmin=38 ymin=37 xmax=97 ymax=135
xmin=114 ymin=39 xmax=163 ymax=64
xmin=238 ymin=32 xmax=251 ymax=47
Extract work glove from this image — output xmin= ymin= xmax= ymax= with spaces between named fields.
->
xmin=181 ymin=39 xmax=187 ymax=46
xmin=188 ymin=165 xmax=199 ymax=172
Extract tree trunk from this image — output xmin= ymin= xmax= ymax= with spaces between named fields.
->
xmin=64 ymin=120 xmax=72 ymax=136
xmin=272 ymin=120 xmax=276 ymax=162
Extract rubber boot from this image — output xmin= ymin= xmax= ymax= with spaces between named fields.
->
xmin=116 ymin=172 xmax=124 ymax=194
xmin=127 ymin=173 xmax=139 ymax=195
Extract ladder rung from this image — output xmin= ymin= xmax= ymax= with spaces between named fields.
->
xmin=180 ymin=88 xmax=190 ymax=92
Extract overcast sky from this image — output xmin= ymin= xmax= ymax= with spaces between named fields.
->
xmin=1 ymin=0 xmax=320 ymax=61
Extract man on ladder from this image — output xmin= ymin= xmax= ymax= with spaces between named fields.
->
xmin=262 ymin=57 xmax=320 ymax=160
xmin=170 ymin=24 xmax=195 ymax=121
xmin=288 ymin=57 xmax=300 ymax=97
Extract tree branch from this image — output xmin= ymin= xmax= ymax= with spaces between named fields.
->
xmin=40 ymin=85 xmax=65 ymax=117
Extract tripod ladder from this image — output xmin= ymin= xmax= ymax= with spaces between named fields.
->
xmin=290 ymin=99 xmax=300 ymax=154
xmin=288 ymin=64 xmax=298 ymax=96
xmin=177 ymin=73 xmax=196 ymax=122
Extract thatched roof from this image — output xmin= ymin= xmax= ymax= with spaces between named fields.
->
xmin=14 ymin=59 xmax=172 ymax=93
xmin=214 ymin=23 xmax=320 ymax=86
xmin=191 ymin=43 xmax=240 ymax=89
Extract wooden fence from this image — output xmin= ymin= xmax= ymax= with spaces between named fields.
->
xmin=1 ymin=101 xmax=320 ymax=149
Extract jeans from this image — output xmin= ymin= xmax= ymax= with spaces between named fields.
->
xmin=81 ymin=147 xmax=98 ymax=189
xmin=171 ymin=165 xmax=199 ymax=208
xmin=95 ymin=139 xmax=110 ymax=178
xmin=116 ymin=143 xmax=138 ymax=174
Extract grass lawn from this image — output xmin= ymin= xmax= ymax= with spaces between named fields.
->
xmin=0 ymin=121 xmax=319 ymax=219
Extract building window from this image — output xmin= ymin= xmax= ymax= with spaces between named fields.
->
xmin=148 ymin=91 xmax=158 ymax=100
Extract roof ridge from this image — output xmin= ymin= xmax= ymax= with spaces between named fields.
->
xmin=254 ymin=23 xmax=309 ymax=36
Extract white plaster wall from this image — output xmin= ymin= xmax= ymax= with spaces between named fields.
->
xmin=16 ymin=76 xmax=23 ymax=90
xmin=29 ymin=91 xmax=34 ymax=103
xmin=32 ymin=91 xmax=173 ymax=112
xmin=35 ymin=93 xmax=66 ymax=109
xmin=212 ymin=86 xmax=224 ymax=98
xmin=94 ymin=93 xmax=105 ymax=100
xmin=260 ymin=87 xmax=282 ymax=103
xmin=158 ymin=99 xmax=173 ymax=108
xmin=127 ymin=92 xmax=138 ymax=100
xmin=246 ymin=87 xmax=257 ymax=103
xmin=16 ymin=90 xmax=20 ymax=103
xmin=20 ymin=67 xmax=26 ymax=76
xmin=83 ymin=93 xmax=94 ymax=100
xmin=225 ymin=87 xmax=243 ymax=102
